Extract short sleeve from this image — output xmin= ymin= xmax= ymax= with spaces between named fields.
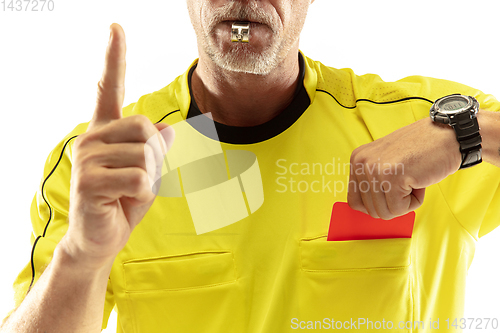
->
xmin=8 ymin=122 xmax=115 ymax=330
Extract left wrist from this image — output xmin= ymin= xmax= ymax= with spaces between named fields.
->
xmin=476 ymin=110 xmax=499 ymax=165
xmin=427 ymin=117 xmax=462 ymax=170
xmin=430 ymin=94 xmax=483 ymax=170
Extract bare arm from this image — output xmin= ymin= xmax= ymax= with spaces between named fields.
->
xmin=1 ymin=23 xmax=173 ymax=333
xmin=1 ymin=240 xmax=113 ymax=333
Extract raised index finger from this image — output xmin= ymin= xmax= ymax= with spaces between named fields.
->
xmin=92 ymin=23 xmax=127 ymax=127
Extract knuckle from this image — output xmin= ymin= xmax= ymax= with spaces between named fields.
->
xmin=350 ymin=151 xmax=369 ymax=169
xmin=378 ymin=210 xmax=394 ymax=221
xmin=73 ymin=135 xmax=84 ymax=150
xmin=76 ymin=170 xmax=99 ymax=193
xmin=95 ymin=81 xmax=105 ymax=103
xmin=98 ymin=77 xmax=124 ymax=93
xmin=386 ymin=196 xmax=412 ymax=217
xmin=73 ymin=145 xmax=101 ymax=169
xmin=349 ymin=149 xmax=359 ymax=164
xmin=76 ymin=130 xmax=104 ymax=150
xmin=402 ymin=175 xmax=417 ymax=189
xmin=77 ymin=151 xmax=94 ymax=168
xmin=351 ymin=145 xmax=362 ymax=156
xmin=74 ymin=133 xmax=92 ymax=149
xmin=130 ymin=115 xmax=152 ymax=137
xmin=351 ymin=145 xmax=367 ymax=159
xmin=129 ymin=169 xmax=148 ymax=192
xmin=97 ymin=80 xmax=106 ymax=96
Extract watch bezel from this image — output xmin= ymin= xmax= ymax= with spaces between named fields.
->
xmin=435 ymin=94 xmax=473 ymax=114
xmin=430 ymin=94 xmax=479 ymax=124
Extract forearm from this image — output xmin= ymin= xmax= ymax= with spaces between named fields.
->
xmin=1 ymin=239 xmax=113 ymax=333
xmin=477 ymin=110 xmax=500 ymax=167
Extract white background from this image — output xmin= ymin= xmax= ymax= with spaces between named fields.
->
xmin=0 ymin=0 xmax=499 ymax=331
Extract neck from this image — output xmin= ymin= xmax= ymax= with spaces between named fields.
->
xmin=191 ymin=50 xmax=301 ymax=127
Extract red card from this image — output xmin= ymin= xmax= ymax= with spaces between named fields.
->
xmin=327 ymin=202 xmax=415 ymax=241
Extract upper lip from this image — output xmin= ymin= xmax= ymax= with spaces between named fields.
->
xmin=223 ymin=19 xmax=261 ymax=24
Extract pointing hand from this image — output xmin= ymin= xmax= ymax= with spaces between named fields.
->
xmin=60 ymin=23 xmax=175 ymax=269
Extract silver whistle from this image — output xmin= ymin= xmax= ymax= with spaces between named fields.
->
xmin=231 ymin=22 xmax=250 ymax=43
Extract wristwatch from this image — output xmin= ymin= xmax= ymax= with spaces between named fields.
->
xmin=429 ymin=94 xmax=482 ymax=169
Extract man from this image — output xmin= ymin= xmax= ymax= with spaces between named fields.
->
xmin=2 ymin=1 xmax=500 ymax=332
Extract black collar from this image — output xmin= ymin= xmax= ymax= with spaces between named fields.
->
xmin=186 ymin=52 xmax=310 ymax=144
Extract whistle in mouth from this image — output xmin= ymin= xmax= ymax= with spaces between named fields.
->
xmin=231 ymin=22 xmax=250 ymax=43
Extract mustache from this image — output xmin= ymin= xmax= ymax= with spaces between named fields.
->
xmin=206 ymin=2 xmax=278 ymax=34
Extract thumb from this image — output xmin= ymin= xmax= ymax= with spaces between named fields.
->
xmin=155 ymin=123 xmax=176 ymax=152
xmin=408 ymin=187 xmax=425 ymax=211
xmin=91 ymin=23 xmax=127 ymax=128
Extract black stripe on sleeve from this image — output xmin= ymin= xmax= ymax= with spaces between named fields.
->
xmin=155 ymin=110 xmax=180 ymax=124
xmin=41 ymin=136 xmax=78 ymax=237
xmin=316 ymin=89 xmax=434 ymax=108
xmin=28 ymin=135 xmax=78 ymax=293
xmin=26 ymin=236 xmax=42 ymax=293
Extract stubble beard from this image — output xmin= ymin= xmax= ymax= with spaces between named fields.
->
xmin=205 ymin=39 xmax=282 ymax=75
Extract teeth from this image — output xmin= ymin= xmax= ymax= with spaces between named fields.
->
xmin=231 ymin=22 xmax=250 ymax=43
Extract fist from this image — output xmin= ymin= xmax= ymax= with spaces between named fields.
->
xmin=347 ymin=117 xmax=462 ymax=220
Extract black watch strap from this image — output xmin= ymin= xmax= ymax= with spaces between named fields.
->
xmin=450 ymin=111 xmax=482 ymax=169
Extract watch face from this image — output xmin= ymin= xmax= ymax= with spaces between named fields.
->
xmin=437 ymin=95 xmax=470 ymax=114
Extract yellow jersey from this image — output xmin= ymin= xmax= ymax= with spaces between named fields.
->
xmin=10 ymin=52 xmax=500 ymax=332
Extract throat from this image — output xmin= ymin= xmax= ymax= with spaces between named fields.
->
xmin=190 ymin=64 xmax=300 ymax=127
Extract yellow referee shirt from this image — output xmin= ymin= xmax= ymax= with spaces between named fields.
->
xmin=10 ymin=52 xmax=500 ymax=332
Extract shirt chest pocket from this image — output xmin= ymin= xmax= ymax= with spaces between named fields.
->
xmin=298 ymin=237 xmax=414 ymax=331
xmin=118 ymin=251 xmax=244 ymax=333
xmin=123 ymin=251 xmax=236 ymax=291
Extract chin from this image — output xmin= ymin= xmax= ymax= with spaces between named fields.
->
xmin=208 ymin=43 xmax=281 ymax=75
xmin=215 ymin=53 xmax=277 ymax=75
